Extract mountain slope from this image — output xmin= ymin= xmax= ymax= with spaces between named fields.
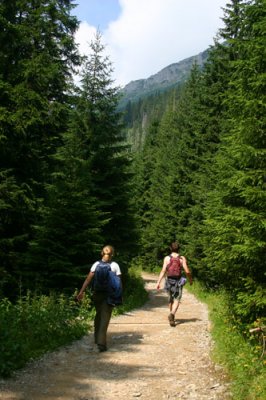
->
xmin=119 ymin=49 xmax=209 ymax=108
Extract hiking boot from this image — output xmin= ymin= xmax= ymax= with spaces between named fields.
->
xmin=168 ymin=313 xmax=175 ymax=327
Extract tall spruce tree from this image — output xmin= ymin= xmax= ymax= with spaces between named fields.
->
xmin=24 ymin=113 xmax=103 ymax=292
xmin=181 ymin=46 xmax=233 ymax=273
xmin=78 ymin=32 xmax=137 ymax=265
xmin=202 ymin=0 xmax=266 ymax=323
xmin=0 ymin=0 xmax=80 ymax=295
xmin=193 ymin=0 xmax=248 ymax=285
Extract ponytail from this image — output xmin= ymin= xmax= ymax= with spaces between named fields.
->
xmin=101 ymin=245 xmax=114 ymax=262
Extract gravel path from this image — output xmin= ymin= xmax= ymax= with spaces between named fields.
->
xmin=0 ymin=273 xmax=231 ymax=400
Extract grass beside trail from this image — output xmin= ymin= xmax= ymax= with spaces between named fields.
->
xmin=188 ymin=281 xmax=266 ymax=400
xmin=0 ymin=268 xmax=148 ymax=378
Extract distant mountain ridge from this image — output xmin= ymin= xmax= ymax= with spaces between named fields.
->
xmin=119 ymin=49 xmax=209 ymax=107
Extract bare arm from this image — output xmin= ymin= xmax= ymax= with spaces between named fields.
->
xmin=76 ymin=271 xmax=94 ymax=300
xmin=156 ymin=256 xmax=170 ymax=289
xmin=181 ymin=256 xmax=193 ymax=285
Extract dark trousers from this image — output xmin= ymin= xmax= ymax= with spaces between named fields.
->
xmin=93 ymin=292 xmax=113 ymax=347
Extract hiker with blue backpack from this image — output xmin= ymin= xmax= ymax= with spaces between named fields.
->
xmin=76 ymin=245 xmax=122 ymax=352
xmin=156 ymin=241 xmax=193 ymax=327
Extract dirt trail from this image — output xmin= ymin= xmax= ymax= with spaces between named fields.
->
xmin=0 ymin=273 xmax=231 ymax=400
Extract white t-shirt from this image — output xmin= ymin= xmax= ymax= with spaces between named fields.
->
xmin=90 ymin=261 xmax=121 ymax=276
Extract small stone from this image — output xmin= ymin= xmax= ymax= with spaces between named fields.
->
xmin=210 ymin=383 xmax=220 ymax=389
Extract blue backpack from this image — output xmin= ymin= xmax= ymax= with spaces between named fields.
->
xmin=93 ymin=261 xmax=111 ymax=292
xmin=93 ymin=261 xmax=123 ymax=306
xmin=107 ymin=270 xmax=123 ymax=306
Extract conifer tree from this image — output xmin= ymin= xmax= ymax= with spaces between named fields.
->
xmin=190 ymin=0 xmax=248 ymax=284
xmin=24 ymin=31 xmax=138 ymax=291
xmin=181 ymin=51 xmax=231 ymax=272
xmin=25 ymin=115 xmax=103 ymax=292
xmin=0 ymin=0 xmax=80 ymax=295
xmin=78 ymin=32 xmax=137 ymax=263
xmin=202 ymin=0 xmax=266 ymax=323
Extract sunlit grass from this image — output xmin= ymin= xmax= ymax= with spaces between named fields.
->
xmin=188 ymin=281 xmax=266 ymax=400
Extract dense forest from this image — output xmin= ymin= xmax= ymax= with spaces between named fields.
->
xmin=127 ymin=0 xmax=266 ymax=330
xmin=0 ymin=0 xmax=136 ymax=296
xmin=0 ymin=0 xmax=265 ymax=340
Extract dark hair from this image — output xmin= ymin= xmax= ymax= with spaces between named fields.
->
xmin=170 ymin=241 xmax=180 ymax=252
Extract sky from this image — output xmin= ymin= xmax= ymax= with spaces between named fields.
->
xmin=72 ymin=0 xmax=228 ymax=87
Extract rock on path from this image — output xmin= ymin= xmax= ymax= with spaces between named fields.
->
xmin=0 ymin=273 xmax=231 ymax=400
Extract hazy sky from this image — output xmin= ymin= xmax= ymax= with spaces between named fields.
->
xmin=73 ymin=0 xmax=228 ymax=87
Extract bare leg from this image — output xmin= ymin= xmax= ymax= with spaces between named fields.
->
xmin=168 ymin=299 xmax=180 ymax=327
xmin=171 ymin=299 xmax=180 ymax=317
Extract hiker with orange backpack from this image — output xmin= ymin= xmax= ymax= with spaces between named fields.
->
xmin=156 ymin=241 xmax=193 ymax=327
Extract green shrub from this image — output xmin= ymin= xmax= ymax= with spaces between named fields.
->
xmin=0 ymin=293 xmax=92 ymax=377
xmin=188 ymin=281 xmax=266 ymax=400
xmin=0 ymin=267 xmax=148 ymax=377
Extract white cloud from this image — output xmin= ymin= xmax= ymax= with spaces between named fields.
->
xmin=75 ymin=0 xmax=227 ymax=87
xmin=75 ymin=22 xmax=97 ymax=56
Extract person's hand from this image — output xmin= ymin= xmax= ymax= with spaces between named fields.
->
xmin=76 ymin=293 xmax=84 ymax=302
xmin=156 ymin=283 xmax=160 ymax=290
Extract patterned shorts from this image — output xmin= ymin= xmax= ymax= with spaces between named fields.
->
xmin=165 ymin=278 xmax=184 ymax=302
